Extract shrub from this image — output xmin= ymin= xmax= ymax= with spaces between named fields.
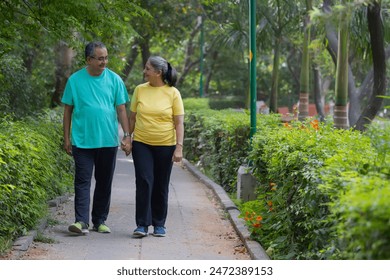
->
xmin=0 ymin=55 xmax=48 ymax=118
xmin=243 ymin=118 xmax=380 ymax=259
xmin=0 ymin=110 xmax=73 ymax=253
xmin=185 ymin=109 xmax=252 ymax=192
xmin=208 ymin=96 xmax=246 ymax=110
xmin=327 ymin=174 xmax=390 ymax=259
xmin=183 ymin=97 xmax=210 ymax=111
xmin=184 ymin=111 xmax=280 ymax=192
xmin=184 ymin=108 xmax=389 ymax=260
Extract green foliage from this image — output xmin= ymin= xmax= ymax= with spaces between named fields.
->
xmin=0 ymin=109 xmax=73 ymax=254
xmin=183 ymin=98 xmax=210 ymax=111
xmin=208 ymin=96 xmax=246 ymax=110
xmin=0 ymin=54 xmax=48 ymax=118
xmin=327 ymin=175 xmax=390 ymax=259
xmin=240 ymin=117 xmax=389 ymax=259
xmin=184 ymin=109 xmax=252 ymax=192
xmin=184 ymin=109 xmax=281 ymax=192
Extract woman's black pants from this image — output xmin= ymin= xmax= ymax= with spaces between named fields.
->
xmin=131 ymin=141 xmax=175 ymax=228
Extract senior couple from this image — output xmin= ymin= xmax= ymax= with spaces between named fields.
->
xmin=62 ymin=41 xmax=184 ymax=238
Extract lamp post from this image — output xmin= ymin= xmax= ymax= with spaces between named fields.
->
xmin=249 ymin=0 xmax=257 ymax=138
xmin=199 ymin=15 xmax=205 ymax=98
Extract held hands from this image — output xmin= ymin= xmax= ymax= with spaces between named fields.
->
xmin=121 ymin=137 xmax=132 ymax=156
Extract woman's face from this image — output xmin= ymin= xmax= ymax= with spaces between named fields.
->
xmin=143 ymin=61 xmax=161 ymax=83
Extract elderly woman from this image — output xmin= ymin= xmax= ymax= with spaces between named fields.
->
xmin=124 ymin=56 xmax=184 ymax=238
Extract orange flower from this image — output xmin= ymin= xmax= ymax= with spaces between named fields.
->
xmin=310 ymin=119 xmax=319 ymax=130
xmin=256 ymin=216 xmax=263 ymax=221
xmin=283 ymin=122 xmax=292 ymax=129
xmin=253 ymin=223 xmax=262 ymax=228
xmin=267 ymin=201 xmax=273 ymax=207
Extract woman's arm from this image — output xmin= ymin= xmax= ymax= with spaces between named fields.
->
xmin=172 ymin=114 xmax=184 ymax=162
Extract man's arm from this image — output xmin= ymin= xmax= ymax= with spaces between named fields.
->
xmin=116 ymin=104 xmax=131 ymax=153
xmin=63 ymin=104 xmax=73 ymax=155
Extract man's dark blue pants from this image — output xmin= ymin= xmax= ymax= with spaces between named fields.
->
xmin=72 ymin=146 xmax=118 ymax=227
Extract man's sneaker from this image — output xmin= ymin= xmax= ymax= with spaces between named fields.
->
xmin=68 ymin=221 xmax=89 ymax=234
xmin=133 ymin=226 xmax=148 ymax=237
xmin=93 ymin=223 xmax=111 ymax=233
xmin=153 ymin=226 xmax=166 ymax=237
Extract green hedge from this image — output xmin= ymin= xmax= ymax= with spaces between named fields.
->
xmin=184 ymin=107 xmax=390 ymax=260
xmin=184 ymin=108 xmax=258 ymax=191
xmin=208 ymin=96 xmax=246 ymax=110
xmin=184 ymin=108 xmax=281 ymax=191
xmin=0 ymin=110 xmax=73 ymax=253
xmin=244 ymin=119 xmax=389 ymax=259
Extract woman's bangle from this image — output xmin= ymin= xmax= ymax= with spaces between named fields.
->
xmin=176 ymin=143 xmax=183 ymax=147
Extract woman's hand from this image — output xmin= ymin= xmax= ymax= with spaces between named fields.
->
xmin=121 ymin=137 xmax=132 ymax=156
xmin=172 ymin=144 xmax=183 ymax=162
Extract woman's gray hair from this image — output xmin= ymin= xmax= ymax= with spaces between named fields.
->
xmin=148 ymin=56 xmax=177 ymax=87
xmin=85 ymin=41 xmax=106 ymax=59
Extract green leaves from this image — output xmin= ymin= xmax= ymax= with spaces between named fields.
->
xmin=242 ymin=117 xmax=388 ymax=259
xmin=0 ymin=110 xmax=73 ymax=254
xmin=184 ymin=108 xmax=251 ymax=192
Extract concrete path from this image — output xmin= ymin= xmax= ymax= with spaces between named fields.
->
xmin=9 ymin=149 xmax=268 ymax=260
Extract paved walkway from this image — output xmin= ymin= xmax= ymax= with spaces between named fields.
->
xmin=7 ymin=148 xmax=268 ymax=260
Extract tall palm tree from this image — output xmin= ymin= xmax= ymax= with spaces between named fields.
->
xmin=334 ymin=0 xmax=350 ymax=129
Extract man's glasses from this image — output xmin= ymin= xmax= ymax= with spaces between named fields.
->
xmin=90 ymin=56 xmax=109 ymax=62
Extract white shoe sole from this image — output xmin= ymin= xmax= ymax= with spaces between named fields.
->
xmin=133 ymin=231 xmax=147 ymax=237
xmin=68 ymin=225 xmax=89 ymax=235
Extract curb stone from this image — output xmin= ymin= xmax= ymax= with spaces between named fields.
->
xmin=8 ymin=195 xmax=70 ymax=259
xmin=182 ymin=159 xmax=270 ymax=260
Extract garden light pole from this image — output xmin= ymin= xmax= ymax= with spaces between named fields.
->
xmin=199 ymin=15 xmax=205 ymax=98
xmin=249 ymin=0 xmax=257 ymax=138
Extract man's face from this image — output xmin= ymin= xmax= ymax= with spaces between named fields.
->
xmin=87 ymin=47 xmax=108 ymax=75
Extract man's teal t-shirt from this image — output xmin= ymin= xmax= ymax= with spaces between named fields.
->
xmin=61 ymin=67 xmax=129 ymax=148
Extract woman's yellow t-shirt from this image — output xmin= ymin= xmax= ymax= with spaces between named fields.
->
xmin=130 ymin=82 xmax=184 ymax=146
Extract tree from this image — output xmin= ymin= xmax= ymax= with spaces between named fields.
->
xmin=52 ymin=41 xmax=74 ymax=107
xmin=333 ymin=0 xmax=350 ymax=129
xmin=0 ymin=0 xmax=145 ymax=116
xmin=319 ymin=0 xmax=389 ymax=128
xmin=354 ymin=0 xmax=387 ymax=131
xmin=258 ymin=0 xmax=302 ymax=113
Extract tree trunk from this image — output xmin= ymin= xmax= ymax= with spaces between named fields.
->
xmin=140 ymin=39 xmax=150 ymax=69
xmin=176 ymin=19 xmax=202 ymax=88
xmin=204 ymin=50 xmax=219 ymax=96
xmin=313 ymin=66 xmax=326 ymax=121
xmin=121 ymin=38 xmax=140 ymax=81
xmin=52 ymin=41 xmax=73 ymax=107
xmin=323 ymin=0 xmax=359 ymax=126
xmin=354 ymin=2 xmax=386 ymax=131
xmin=334 ymin=3 xmax=349 ymax=129
xmin=120 ymin=36 xmax=150 ymax=83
